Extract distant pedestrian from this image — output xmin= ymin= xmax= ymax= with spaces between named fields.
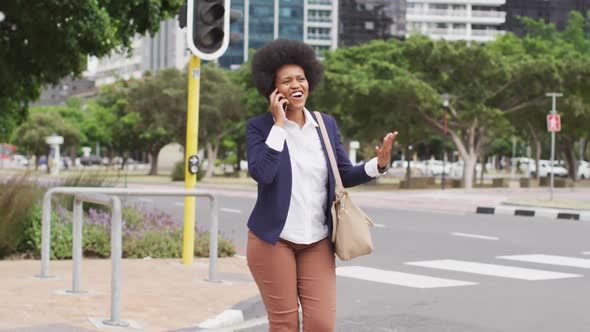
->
xmin=245 ymin=39 xmax=398 ymax=331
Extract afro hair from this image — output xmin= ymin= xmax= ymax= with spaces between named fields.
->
xmin=251 ymin=39 xmax=324 ymax=98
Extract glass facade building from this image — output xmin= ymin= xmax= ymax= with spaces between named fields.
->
xmin=219 ymin=0 xmax=338 ymax=69
xmin=502 ymin=0 xmax=590 ymax=37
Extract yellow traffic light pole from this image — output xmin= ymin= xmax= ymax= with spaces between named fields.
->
xmin=182 ymin=55 xmax=201 ymax=264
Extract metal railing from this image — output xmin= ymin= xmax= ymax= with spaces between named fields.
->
xmin=70 ymin=193 xmax=127 ymax=327
xmin=37 ymin=187 xmax=221 ymax=326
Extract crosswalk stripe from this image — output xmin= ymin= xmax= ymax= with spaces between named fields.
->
xmin=405 ymin=259 xmax=582 ymax=280
xmin=220 ymin=208 xmax=241 ymax=214
xmin=497 ymin=254 xmax=590 ymax=269
xmin=452 ymin=232 xmax=499 ymax=240
xmin=336 ymin=266 xmax=477 ymax=288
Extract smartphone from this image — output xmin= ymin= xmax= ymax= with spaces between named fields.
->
xmin=279 ymin=96 xmax=287 ymax=111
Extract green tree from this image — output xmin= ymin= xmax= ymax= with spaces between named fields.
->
xmin=0 ymin=0 xmax=182 ymax=131
xmin=126 ymin=68 xmax=187 ymax=175
xmin=496 ymin=11 xmax=590 ymax=180
xmin=318 ymin=40 xmax=437 ymax=183
xmin=199 ymin=63 xmax=244 ymax=179
xmin=28 ymin=98 xmax=88 ymax=164
xmin=12 ymin=112 xmax=80 ymax=171
xmin=90 ymin=79 xmax=144 ymax=168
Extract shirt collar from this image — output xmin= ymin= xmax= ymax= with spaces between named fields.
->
xmin=303 ymin=108 xmax=319 ymax=128
xmin=274 ymin=108 xmax=319 ymax=129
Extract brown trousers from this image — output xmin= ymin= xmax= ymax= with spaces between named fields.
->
xmin=247 ymin=230 xmax=336 ymax=332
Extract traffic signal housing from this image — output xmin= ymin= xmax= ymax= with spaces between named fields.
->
xmin=186 ymin=0 xmax=230 ymax=60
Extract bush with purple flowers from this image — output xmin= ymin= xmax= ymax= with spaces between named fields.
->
xmin=1 ymin=172 xmax=236 ymax=259
xmin=21 ymin=202 xmax=235 ymax=259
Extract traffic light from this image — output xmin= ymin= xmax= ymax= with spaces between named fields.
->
xmin=229 ymin=9 xmax=243 ymax=43
xmin=188 ymin=155 xmax=200 ymax=174
xmin=186 ymin=0 xmax=231 ymax=60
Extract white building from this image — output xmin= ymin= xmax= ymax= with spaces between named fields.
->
xmin=86 ymin=19 xmax=190 ymax=86
xmin=406 ymin=0 xmax=506 ymax=42
xmin=304 ymin=0 xmax=340 ymax=53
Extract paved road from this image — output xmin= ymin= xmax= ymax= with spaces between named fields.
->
xmin=129 ymin=187 xmax=590 ymax=332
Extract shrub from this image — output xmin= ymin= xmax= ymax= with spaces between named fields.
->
xmin=1 ymin=172 xmax=235 ymax=259
xmin=80 ymin=204 xmax=236 ymax=258
xmin=195 ymin=232 xmax=236 ymax=258
xmin=0 ymin=173 xmax=44 ymax=258
xmin=21 ymin=204 xmax=75 ymax=259
xmin=171 ymin=160 xmax=205 ymax=182
xmin=171 ymin=161 xmax=185 ymax=181
xmin=123 ymin=229 xmax=183 ymax=258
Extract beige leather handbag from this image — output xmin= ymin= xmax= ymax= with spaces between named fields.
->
xmin=314 ymin=112 xmax=375 ymax=261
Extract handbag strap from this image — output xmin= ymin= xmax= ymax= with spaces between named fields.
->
xmin=314 ymin=111 xmax=344 ymax=192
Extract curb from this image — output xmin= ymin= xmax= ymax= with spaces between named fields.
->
xmin=169 ymin=295 xmax=265 ymax=331
xmin=476 ymin=206 xmax=590 ymax=221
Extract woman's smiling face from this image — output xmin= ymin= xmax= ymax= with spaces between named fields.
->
xmin=275 ymin=64 xmax=309 ymax=112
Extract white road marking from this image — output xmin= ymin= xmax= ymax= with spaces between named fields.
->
xmin=582 ymin=252 xmax=590 ymax=255
xmin=498 ymin=254 xmax=590 ymax=269
xmin=373 ymin=223 xmax=386 ymax=228
xmin=336 ymin=266 xmax=476 ymax=288
xmin=220 ymin=208 xmax=241 ymax=214
xmin=406 ymin=259 xmax=581 ymax=280
xmin=451 ymin=232 xmax=499 ymax=241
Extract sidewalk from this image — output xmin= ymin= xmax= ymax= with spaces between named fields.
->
xmin=121 ymin=176 xmax=590 ymax=215
xmin=0 ymin=257 xmax=258 ymax=331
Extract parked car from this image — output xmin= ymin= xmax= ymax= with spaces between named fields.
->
xmin=578 ymin=160 xmax=590 ymax=179
xmin=80 ymin=155 xmax=103 ymax=166
xmin=532 ymin=160 xmax=568 ymax=178
xmin=11 ymin=154 xmax=29 ymax=167
xmin=420 ymin=159 xmax=450 ymax=176
xmin=449 ymin=160 xmax=489 ymax=178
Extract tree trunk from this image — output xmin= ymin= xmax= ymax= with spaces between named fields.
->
xmin=416 ymin=111 xmax=482 ymax=189
xmin=446 ymin=120 xmax=481 ymax=189
xmin=479 ymin=154 xmax=485 ymax=185
xmin=579 ymin=138 xmax=586 ymax=162
xmin=462 ymin=154 xmax=477 ymax=189
xmin=405 ymin=143 xmax=412 ymax=187
xmin=46 ymin=153 xmax=51 ymax=174
xmin=236 ymin=140 xmax=243 ymax=171
xmin=148 ymin=145 xmax=160 ymax=176
xmin=70 ymin=145 xmax=77 ymax=170
xmin=204 ymin=140 xmax=220 ymax=179
xmin=528 ymin=123 xmax=542 ymax=180
xmin=562 ymin=138 xmax=577 ymax=181
xmin=404 ymin=121 xmax=412 ymax=186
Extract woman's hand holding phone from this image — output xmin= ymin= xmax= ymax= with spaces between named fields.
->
xmin=269 ymin=88 xmax=288 ymax=127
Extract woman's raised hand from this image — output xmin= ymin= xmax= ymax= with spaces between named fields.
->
xmin=268 ymin=88 xmax=288 ymax=127
xmin=376 ymin=131 xmax=399 ymax=169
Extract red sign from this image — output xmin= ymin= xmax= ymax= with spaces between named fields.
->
xmin=547 ymin=114 xmax=561 ymax=132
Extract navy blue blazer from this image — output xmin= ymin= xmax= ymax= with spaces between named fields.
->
xmin=246 ymin=111 xmax=374 ymax=245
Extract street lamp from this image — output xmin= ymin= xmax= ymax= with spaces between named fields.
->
xmin=441 ymin=93 xmax=450 ymax=190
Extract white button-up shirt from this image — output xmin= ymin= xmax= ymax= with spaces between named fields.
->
xmin=265 ymin=109 xmax=383 ymax=244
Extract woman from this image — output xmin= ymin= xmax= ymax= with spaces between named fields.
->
xmin=246 ymin=39 xmax=397 ymax=331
